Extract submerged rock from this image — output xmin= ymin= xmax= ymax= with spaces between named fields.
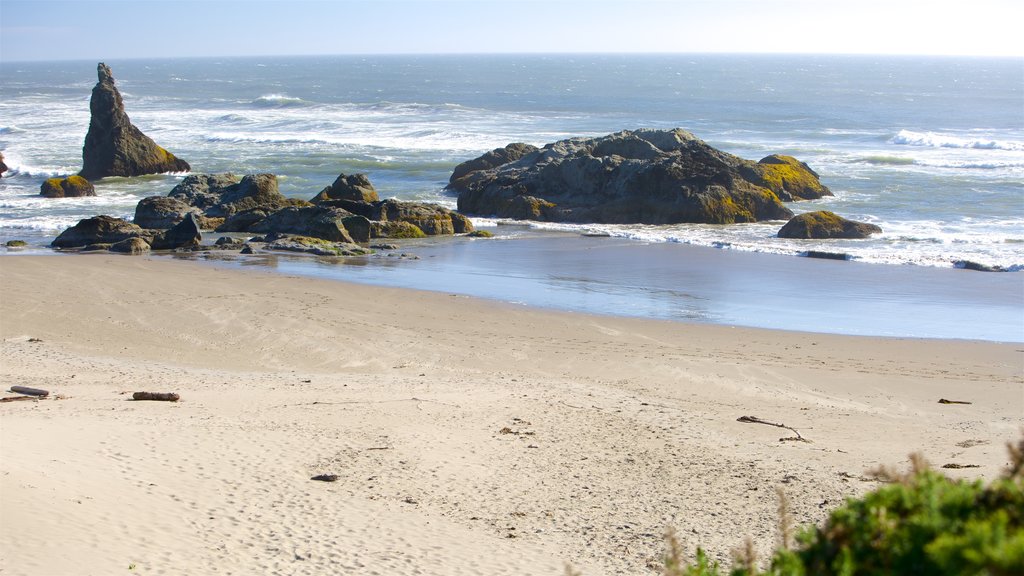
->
xmin=778 ymin=211 xmax=882 ymax=239
xmin=449 ymin=129 xmax=831 ymax=225
xmin=79 ymin=63 xmax=190 ymax=180
xmin=954 ymin=260 xmax=1006 ymax=272
xmin=40 ymin=175 xmax=96 ymax=198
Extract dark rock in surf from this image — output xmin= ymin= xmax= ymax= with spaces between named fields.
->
xmin=778 ymin=211 xmax=881 ymax=239
xmin=449 ymin=129 xmax=830 ymax=225
xmin=954 ymin=260 xmax=1005 ymax=272
xmin=79 ymin=63 xmax=190 ymax=180
xmin=0 ymin=152 xmax=8 ymax=177
xmin=804 ymin=250 xmax=850 ymax=261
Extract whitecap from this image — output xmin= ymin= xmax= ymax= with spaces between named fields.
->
xmin=251 ymin=94 xmax=312 ymax=108
xmin=890 ymin=129 xmax=1024 ymax=151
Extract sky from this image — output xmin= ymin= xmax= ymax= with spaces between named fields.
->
xmin=1 ymin=0 xmax=1022 ymax=62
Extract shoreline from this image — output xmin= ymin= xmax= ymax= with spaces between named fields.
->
xmin=1 ymin=255 xmax=1021 ymax=575
xmin=4 ymin=227 xmax=1023 ymax=343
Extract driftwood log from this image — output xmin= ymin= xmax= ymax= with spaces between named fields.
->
xmin=132 ymin=392 xmax=180 ymax=402
xmin=10 ymin=386 xmax=49 ymax=397
xmin=1 ymin=395 xmax=38 ymax=403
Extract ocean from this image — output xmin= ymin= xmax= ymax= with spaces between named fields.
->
xmin=1 ymin=54 xmax=1022 ymax=340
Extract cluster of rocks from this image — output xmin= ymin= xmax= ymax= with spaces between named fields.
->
xmin=51 ymin=171 xmax=474 ymax=255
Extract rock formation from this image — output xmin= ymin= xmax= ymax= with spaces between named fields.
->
xmin=40 ymin=175 xmax=96 ymax=198
xmin=777 ymin=211 xmax=882 ymax=239
xmin=79 ymin=63 xmax=190 ymax=180
xmin=311 ymin=173 xmax=380 ymax=203
xmin=448 ymin=129 xmax=832 ymax=225
xmin=133 ymin=196 xmax=203 ymax=229
xmin=167 ymin=173 xmax=291 ymax=218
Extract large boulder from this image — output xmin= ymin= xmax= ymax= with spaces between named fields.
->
xmin=778 ymin=211 xmax=882 ymax=239
xmin=168 ymin=173 xmax=287 ymax=217
xmin=51 ymin=215 xmax=150 ymax=248
xmin=134 ymin=196 xmax=202 ymax=229
xmin=311 ymin=173 xmax=379 ymax=204
xmin=79 ymin=63 xmax=190 ymax=180
xmin=40 ymin=175 xmax=96 ymax=198
xmin=450 ymin=128 xmax=832 ymax=225
xmin=247 ymin=205 xmax=357 ymax=244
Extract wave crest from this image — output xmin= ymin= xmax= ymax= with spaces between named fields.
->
xmin=251 ymin=94 xmax=312 ymax=108
xmin=890 ymin=129 xmax=1024 ymax=151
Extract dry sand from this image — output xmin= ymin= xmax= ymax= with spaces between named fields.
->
xmin=1 ymin=255 xmax=1021 ymax=575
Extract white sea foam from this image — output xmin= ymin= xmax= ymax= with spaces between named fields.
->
xmin=252 ymin=94 xmax=312 ymax=108
xmin=891 ymin=129 xmax=1024 ymax=151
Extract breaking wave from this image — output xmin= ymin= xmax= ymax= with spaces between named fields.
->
xmin=890 ymin=129 xmax=1024 ymax=151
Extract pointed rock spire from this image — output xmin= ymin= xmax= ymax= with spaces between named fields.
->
xmin=79 ymin=62 xmax=190 ymax=180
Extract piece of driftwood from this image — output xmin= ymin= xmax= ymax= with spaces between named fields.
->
xmin=938 ymin=398 xmax=972 ymax=405
xmin=10 ymin=386 xmax=49 ymax=397
xmin=942 ymin=463 xmax=981 ymax=469
xmin=310 ymin=474 xmax=338 ymax=482
xmin=132 ymin=392 xmax=180 ymax=402
xmin=737 ymin=415 xmax=810 ymax=442
xmin=1 ymin=395 xmax=37 ymax=403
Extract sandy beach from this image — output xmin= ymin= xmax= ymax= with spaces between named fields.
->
xmin=1 ymin=255 xmax=1021 ymax=575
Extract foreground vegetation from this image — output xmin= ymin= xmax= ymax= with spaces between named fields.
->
xmin=661 ymin=437 xmax=1024 ymax=576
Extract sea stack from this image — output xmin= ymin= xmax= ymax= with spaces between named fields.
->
xmin=79 ymin=63 xmax=190 ymax=180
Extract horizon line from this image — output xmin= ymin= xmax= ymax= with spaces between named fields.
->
xmin=4 ymin=50 xmax=1023 ymax=65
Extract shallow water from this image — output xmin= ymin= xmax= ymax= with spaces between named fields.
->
xmin=175 ymin=228 xmax=1024 ymax=342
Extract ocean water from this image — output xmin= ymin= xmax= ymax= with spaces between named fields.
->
xmin=1 ymin=55 xmax=1022 ymax=340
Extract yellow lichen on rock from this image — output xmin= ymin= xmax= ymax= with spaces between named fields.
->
xmin=750 ymin=155 xmax=832 ymax=201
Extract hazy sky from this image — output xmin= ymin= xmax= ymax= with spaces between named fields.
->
xmin=2 ymin=0 xmax=1021 ymax=62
